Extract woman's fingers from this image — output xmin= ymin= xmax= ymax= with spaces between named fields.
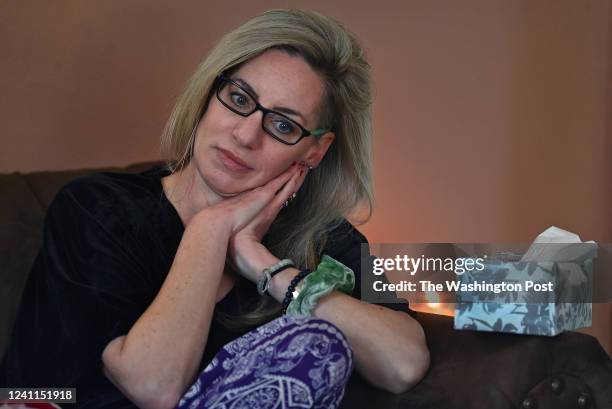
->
xmin=270 ymin=163 xmax=308 ymax=211
xmin=223 ymin=163 xmax=301 ymax=233
xmin=262 ymin=162 xmax=300 ymax=196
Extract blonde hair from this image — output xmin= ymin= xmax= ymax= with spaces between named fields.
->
xmin=160 ymin=9 xmax=373 ymax=329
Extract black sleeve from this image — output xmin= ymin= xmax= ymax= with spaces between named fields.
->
xmin=3 ymin=178 xmax=159 ymax=397
xmin=322 ymin=220 xmax=414 ymax=315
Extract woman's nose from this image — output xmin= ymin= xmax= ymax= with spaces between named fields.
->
xmin=232 ymin=110 xmax=264 ymax=149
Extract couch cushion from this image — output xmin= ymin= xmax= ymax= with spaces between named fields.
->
xmin=0 ymin=173 xmax=46 ymax=359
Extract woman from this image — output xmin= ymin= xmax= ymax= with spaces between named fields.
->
xmin=1 ymin=9 xmax=429 ymax=409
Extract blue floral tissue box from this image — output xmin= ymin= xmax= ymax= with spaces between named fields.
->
xmin=453 ymin=256 xmax=595 ymax=336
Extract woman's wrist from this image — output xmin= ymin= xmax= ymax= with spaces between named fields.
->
xmin=189 ymin=208 xmax=233 ymax=237
xmin=239 ymin=248 xmax=278 ymax=282
xmin=246 ymin=249 xmax=297 ymax=302
xmin=266 ymin=267 xmax=299 ymax=303
xmin=284 ymin=255 xmax=355 ymax=316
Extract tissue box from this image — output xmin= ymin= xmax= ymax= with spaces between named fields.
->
xmin=453 ymin=257 xmax=594 ymax=336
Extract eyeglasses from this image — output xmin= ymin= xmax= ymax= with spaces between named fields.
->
xmin=215 ymin=74 xmax=331 ymax=145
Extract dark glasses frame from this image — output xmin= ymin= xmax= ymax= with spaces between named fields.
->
xmin=216 ymin=74 xmax=331 ymax=145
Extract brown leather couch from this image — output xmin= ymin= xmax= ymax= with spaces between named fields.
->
xmin=1 ymin=163 xmax=611 ymax=409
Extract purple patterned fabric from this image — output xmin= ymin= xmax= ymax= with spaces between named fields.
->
xmin=176 ymin=316 xmax=354 ymax=409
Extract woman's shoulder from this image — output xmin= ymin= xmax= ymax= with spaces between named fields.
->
xmin=55 ymin=165 xmax=168 ymax=214
xmin=323 ymin=219 xmax=368 ymax=259
xmin=58 ymin=167 xmax=164 ymax=203
xmin=327 ymin=219 xmax=368 ymax=243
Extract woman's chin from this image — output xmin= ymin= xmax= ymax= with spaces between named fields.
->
xmin=216 ymin=189 xmax=243 ymax=198
xmin=208 ymin=179 xmax=254 ymax=197
xmin=202 ymin=170 xmax=256 ymax=198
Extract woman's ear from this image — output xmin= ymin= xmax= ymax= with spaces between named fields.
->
xmin=303 ymin=132 xmax=335 ymax=167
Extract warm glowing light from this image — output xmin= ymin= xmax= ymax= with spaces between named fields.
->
xmin=426 ymin=291 xmax=441 ymax=308
xmin=409 ymin=290 xmax=455 ymax=317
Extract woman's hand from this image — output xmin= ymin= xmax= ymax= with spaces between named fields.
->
xmin=191 ymin=162 xmax=301 ymax=235
xmin=228 ymin=162 xmax=309 ymax=283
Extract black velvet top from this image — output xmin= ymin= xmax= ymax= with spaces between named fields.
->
xmin=0 ymin=165 xmax=408 ymax=408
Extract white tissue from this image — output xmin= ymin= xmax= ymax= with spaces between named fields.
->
xmin=520 ymin=226 xmax=597 ymax=263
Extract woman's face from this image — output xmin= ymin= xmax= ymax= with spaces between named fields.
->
xmin=190 ymin=49 xmax=335 ymax=196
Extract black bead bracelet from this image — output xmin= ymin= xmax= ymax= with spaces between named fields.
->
xmin=281 ymin=269 xmax=311 ymax=314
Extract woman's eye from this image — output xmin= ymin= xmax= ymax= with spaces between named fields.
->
xmin=273 ymin=120 xmax=295 ymax=134
xmin=230 ymin=92 xmax=249 ymax=107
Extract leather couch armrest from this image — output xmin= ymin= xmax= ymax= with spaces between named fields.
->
xmin=340 ymin=311 xmax=612 ymax=409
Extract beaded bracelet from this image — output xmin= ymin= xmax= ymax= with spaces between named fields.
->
xmin=281 ymin=269 xmax=311 ymax=314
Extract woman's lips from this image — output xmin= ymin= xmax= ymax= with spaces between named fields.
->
xmin=217 ymin=148 xmax=252 ymax=173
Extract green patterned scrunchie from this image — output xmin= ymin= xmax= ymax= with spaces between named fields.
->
xmin=285 ymin=254 xmax=355 ymax=316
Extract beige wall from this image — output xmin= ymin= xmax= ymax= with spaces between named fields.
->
xmin=1 ymin=1 xmax=610 ymax=351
